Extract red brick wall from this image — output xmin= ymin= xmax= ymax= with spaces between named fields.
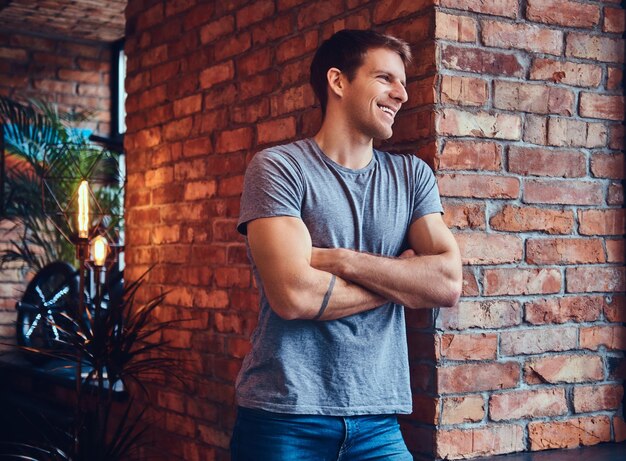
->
xmin=434 ymin=0 xmax=626 ymax=458
xmin=0 ymin=31 xmax=113 ymax=351
xmin=123 ymin=0 xmax=625 ymax=460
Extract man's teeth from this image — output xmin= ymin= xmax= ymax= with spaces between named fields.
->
xmin=379 ymin=105 xmax=394 ymax=116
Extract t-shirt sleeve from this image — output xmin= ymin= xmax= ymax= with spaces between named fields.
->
xmin=410 ymin=157 xmax=444 ymax=223
xmin=237 ymin=149 xmax=304 ymax=235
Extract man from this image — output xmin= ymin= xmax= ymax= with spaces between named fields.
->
xmin=231 ymin=29 xmax=462 ymax=460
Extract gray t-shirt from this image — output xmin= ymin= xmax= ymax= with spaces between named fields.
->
xmin=236 ymin=138 xmax=443 ymax=416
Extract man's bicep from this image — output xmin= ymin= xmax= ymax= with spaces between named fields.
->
xmin=408 ymin=213 xmax=459 ymax=257
xmin=246 ymin=216 xmax=313 ymax=314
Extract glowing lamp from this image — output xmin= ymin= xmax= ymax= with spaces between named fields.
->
xmin=77 ymin=180 xmax=89 ymax=239
xmin=91 ymin=235 xmax=109 ymax=267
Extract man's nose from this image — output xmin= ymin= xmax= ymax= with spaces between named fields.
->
xmin=391 ymin=81 xmax=408 ymax=104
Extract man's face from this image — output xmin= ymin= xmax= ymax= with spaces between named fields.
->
xmin=341 ymin=47 xmax=408 ymax=140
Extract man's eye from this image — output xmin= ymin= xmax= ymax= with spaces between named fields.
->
xmin=378 ymin=75 xmax=391 ymax=82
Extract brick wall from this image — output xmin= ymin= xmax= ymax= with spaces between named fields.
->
xmin=123 ymin=0 xmax=625 ymax=460
xmin=0 ymin=31 xmax=112 ymax=350
xmin=433 ymin=0 xmax=626 ymax=458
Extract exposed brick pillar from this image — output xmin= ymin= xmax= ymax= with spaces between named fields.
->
xmin=433 ymin=1 xmax=626 ymax=458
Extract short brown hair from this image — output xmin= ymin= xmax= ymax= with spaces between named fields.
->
xmin=309 ymin=29 xmax=412 ymax=115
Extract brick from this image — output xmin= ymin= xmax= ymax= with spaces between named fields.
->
xmin=163 ymin=117 xmax=193 ymax=141
xmin=526 ymin=0 xmax=600 ymax=28
xmin=525 ymin=296 xmax=604 ymax=325
xmin=276 ymin=30 xmax=318 ymax=63
xmin=214 ymin=32 xmax=251 ymax=61
xmin=566 ymin=33 xmax=624 ymax=63
xmin=441 ymin=44 xmax=524 ymax=77
xmin=501 ymin=327 xmax=578 ymax=356
xmin=608 ymin=182 xmax=624 ymax=205
xmin=257 ymin=117 xmax=296 ymax=145
xmin=615 ymin=416 xmax=626 ymax=443
xmin=591 ymin=152 xmax=625 ymax=179
xmin=198 ymin=61 xmax=234 ymax=89
xmin=484 ymin=268 xmax=561 ymax=296
xmin=438 ymin=361 xmax=520 ymax=394
xmin=236 ymin=0 xmax=274 ymax=28
xmin=372 ymin=0 xmax=430 ymax=23
xmin=438 ymin=173 xmax=520 ymax=199
xmin=547 ymin=117 xmax=607 ymax=148
xmin=297 ymin=0 xmax=344 ymax=28
xmin=239 ymin=71 xmax=280 ymax=100
xmin=566 ymin=266 xmax=626 ymax=293
xmin=526 ymin=238 xmax=605 ymax=265
xmin=462 ymin=268 xmax=480 ymax=296
xmin=579 ymin=209 xmax=626 ymax=235
xmin=436 ymin=425 xmax=524 ymax=460
xmin=509 ymin=146 xmax=585 ymax=177
xmin=270 ymin=84 xmax=315 ymax=116
xmin=609 ymin=123 xmax=625 ymax=149
xmin=216 ymin=127 xmax=253 ymax=153
xmin=438 ymin=108 xmax=522 ymax=140
xmin=232 ymin=99 xmax=269 ymax=124
xmin=482 ymin=21 xmax=563 ymax=55
xmin=442 ymin=202 xmax=485 ymax=229
xmin=456 ymin=232 xmax=522 ymax=264
xmin=184 ymin=181 xmax=217 ymax=201
xmin=439 ymin=0 xmax=518 ymax=18
xmin=530 ymin=58 xmax=602 ymax=87
xmin=579 ymin=93 xmax=625 ymax=121
xmin=0 ymin=47 xmax=27 ymax=61
xmin=441 ymin=395 xmax=485 ymax=425
xmin=435 ymin=12 xmax=477 ymax=42
xmin=604 ymin=6 xmax=626 ymax=33
xmin=523 ymin=114 xmax=548 ymax=145
xmin=490 ymin=205 xmax=574 ymax=234
xmin=606 ymin=239 xmax=625 ymax=263
xmin=490 ymin=388 xmax=568 ymax=421
xmin=199 ymin=15 xmax=235 ymax=45
xmin=33 ymin=79 xmax=75 ymax=94
xmin=523 ymin=179 xmax=603 ymax=205
xmin=494 ymin=81 xmax=574 ymax=116
xmin=437 ymin=300 xmax=522 ymax=330
xmin=218 ymin=175 xmax=245 ymax=197
xmin=529 ymin=416 xmax=611 ymax=450
xmin=581 ymin=325 xmax=626 ymax=351
xmin=525 ymin=354 xmax=604 ymax=384
xmin=251 ymin=14 xmax=292 ymax=45
xmin=574 ymin=384 xmax=624 ymax=413
xmin=607 ymin=67 xmax=623 ymax=91
xmin=439 ymin=333 xmax=497 ymax=361
xmin=440 ymin=75 xmax=488 ymax=107
xmin=236 ymin=46 xmax=272 ymax=78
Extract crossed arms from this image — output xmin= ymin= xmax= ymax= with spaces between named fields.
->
xmin=247 ymin=212 xmax=463 ymax=321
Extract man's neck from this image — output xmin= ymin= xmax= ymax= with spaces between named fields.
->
xmin=313 ymin=114 xmax=374 ymax=170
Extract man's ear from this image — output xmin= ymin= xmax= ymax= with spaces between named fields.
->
xmin=326 ymin=67 xmax=345 ymax=98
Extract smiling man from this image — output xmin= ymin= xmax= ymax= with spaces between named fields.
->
xmin=231 ymin=29 xmax=462 ymax=460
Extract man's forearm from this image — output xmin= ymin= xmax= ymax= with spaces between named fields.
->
xmin=305 ymin=270 xmax=388 ymax=321
xmin=311 ymin=248 xmax=462 ymax=309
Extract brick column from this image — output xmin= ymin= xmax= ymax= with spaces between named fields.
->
xmin=433 ymin=1 xmax=626 ymax=458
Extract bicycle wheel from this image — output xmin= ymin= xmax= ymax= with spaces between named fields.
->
xmin=16 ymin=261 xmax=80 ymax=362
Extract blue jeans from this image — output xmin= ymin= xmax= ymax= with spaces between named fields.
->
xmin=230 ymin=407 xmax=413 ymax=461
